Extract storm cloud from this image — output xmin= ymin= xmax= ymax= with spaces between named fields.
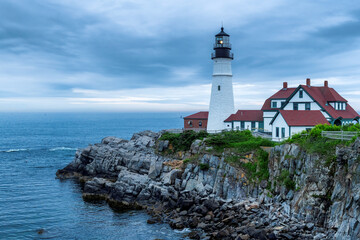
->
xmin=1 ymin=0 xmax=360 ymax=111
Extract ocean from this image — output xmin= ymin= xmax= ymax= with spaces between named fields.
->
xmin=0 ymin=112 xmax=191 ymax=240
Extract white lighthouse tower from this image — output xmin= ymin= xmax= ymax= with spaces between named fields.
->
xmin=207 ymin=27 xmax=235 ymax=132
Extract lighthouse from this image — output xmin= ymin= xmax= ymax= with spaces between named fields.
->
xmin=207 ymin=27 xmax=235 ymax=132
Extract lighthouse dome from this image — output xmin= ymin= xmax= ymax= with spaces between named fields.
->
xmin=215 ymin=27 xmax=230 ymax=37
xmin=212 ymin=27 xmax=233 ymax=59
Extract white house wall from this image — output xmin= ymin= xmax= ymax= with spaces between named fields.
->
xmin=289 ymin=89 xmax=312 ymax=102
xmin=271 ymin=114 xmax=289 ymax=141
xmin=270 ymin=99 xmax=286 ymax=109
xmin=263 ymin=111 xmax=276 ymax=132
xmin=225 ymin=121 xmax=260 ymax=131
xmin=290 ymin=126 xmax=312 ymax=135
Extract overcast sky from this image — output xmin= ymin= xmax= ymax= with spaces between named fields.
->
xmin=1 ymin=0 xmax=360 ymax=112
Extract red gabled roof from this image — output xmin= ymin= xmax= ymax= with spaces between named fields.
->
xmin=224 ymin=110 xmax=263 ymax=122
xmin=184 ymin=111 xmax=208 ymax=119
xmin=277 ymin=110 xmax=330 ymax=126
xmin=261 ymin=88 xmax=296 ymax=110
xmin=301 ymin=85 xmax=359 ymax=119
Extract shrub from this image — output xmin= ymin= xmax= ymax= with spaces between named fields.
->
xmin=284 ymin=124 xmax=360 ymax=162
xmin=199 ymin=163 xmax=210 ymax=170
xmin=183 ymin=158 xmax=191 ymax=164
xmin=160 ymin=130 xmax=208 ymax=152
xmin=205 ymin=130 xmax=275 ymax=154
xmin=277 ymin=170 xmax=296 ymax=190
xmin=242 ymin=149 xmax=270 ymax=182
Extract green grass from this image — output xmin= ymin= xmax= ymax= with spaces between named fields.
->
xmin=159 ymin=130 xmax=208 ymax=152
xmin=277 ymin=170 xmax=296 ymax=190
xmin=285 ymin=124 xmax=360 ymax=162
xmin=242 ymin=149 xmax=270 ymax=182
xmin=205 ymin=130 xmax=275 ymax=154
xmin=182 ymin=154 xmax=200 ymax=166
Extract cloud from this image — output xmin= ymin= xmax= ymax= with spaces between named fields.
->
xmin=0 ymin=0 xmax=360 ymax=112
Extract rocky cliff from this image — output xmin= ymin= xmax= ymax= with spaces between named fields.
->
xmin=269 ymin=140 xmax=360 ymax=240
xmin=57 ymin=130 xmax=360 ymax=240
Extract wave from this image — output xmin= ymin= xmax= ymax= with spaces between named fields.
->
xmin=0 ymin=148 xmax=29 ymax=153
xmin=49 ymin=147 xmax=78 ymax=151
xmin=174 ymin=228 xmax=191 ymax=233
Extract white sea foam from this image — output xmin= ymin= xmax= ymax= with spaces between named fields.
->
xmin=49 ymin=147 xmax=77 ymax=151
xmin=174 ymin=228 xmax=191 ymax=233
xmin=1 ymin=148 xmax=29 ymax=153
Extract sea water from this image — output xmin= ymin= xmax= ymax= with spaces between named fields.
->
xmin=0 ymin=112 xmax=191 ymax=240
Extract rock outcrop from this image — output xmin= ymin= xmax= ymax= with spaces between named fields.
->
xmin=57 ymin=130 xmax=360 ymax=240
xmin=268 ymin=140 xmax=360 ymax=240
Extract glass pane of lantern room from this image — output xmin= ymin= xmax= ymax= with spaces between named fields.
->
xmin=222 ymin=36 xmax=229 ymax=44
xmin=217 ymin=37 xmax=223 ymax=44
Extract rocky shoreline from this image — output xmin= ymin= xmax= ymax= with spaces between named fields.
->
xmin=57 ymin=130 xmax=360 ymax=240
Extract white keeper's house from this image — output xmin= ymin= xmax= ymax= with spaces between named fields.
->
xmin=184 ymin=27 xmax=360 ymax=141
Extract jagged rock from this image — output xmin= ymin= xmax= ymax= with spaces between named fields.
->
xmin=148 ymin=158 xmax=163 ymax=179
xmin=314 ymin=233 xmax=326 ymax=240
xmin=162 ymin=169 xmax=182 ymax=185
xmin=187 ymin=231 xmax=201 ymax=240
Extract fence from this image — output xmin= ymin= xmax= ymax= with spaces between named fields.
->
xmin=321 ymin=131 xmax=359 ymax=141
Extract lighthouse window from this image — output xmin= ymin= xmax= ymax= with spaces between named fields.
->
xmin=218 ymin=85 xmax=221 ymax=91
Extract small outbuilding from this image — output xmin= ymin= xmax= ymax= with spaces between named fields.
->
xmin=183 ymin=111 xmax=208 ymax=131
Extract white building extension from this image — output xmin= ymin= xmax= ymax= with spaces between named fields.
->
xmin=271 ymin=110 xmax=330 ymax=141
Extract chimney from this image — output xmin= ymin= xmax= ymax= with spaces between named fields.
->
xmin=283 ymin=82 xmax=288 ymax=89
xmin=324 ymin=80 xmax=328 ymax=87
xmin=306 ymin=78 xmax=311 ymax=86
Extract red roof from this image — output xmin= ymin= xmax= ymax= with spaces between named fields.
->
xmin=224 ymin=110 xmax=263 ymax=122
xmin=275 ymin=110 xmax=330 ymax=126
xmin=261 ymin=88 xmax=296 ymax=110
xmin=301 ymin=85 xmax=359 ymax=119
xmin=184 ymin=111 xmax=208 ymax=119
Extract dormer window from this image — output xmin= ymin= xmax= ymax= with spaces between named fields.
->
xmin=272 ymin=101 xmax=277 ymax=108
xmin=299 ymin=90 xmax=303 ymax=98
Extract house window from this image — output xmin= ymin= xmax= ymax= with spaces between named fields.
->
xmin=281 ymin=101 xmax=286 ymax=108
xmin=218 ymin=85 xmax=221 ymax=91
xmin=276 ymin=127 xmax=279 ymax=137
xmin=241 ymin=121 xmax=245 ymax=129
xmin=272 ymin=101 xmax=277 ymax=108
xmin=251 ymin=122 xmax=256 ymax=130
xmin=305 ymin=103 xmax=310 ymax=110
xmin=188 ymin=120 xmax=193 ymax=127
xmin=281 ymin=128 xmax=285 ymax=138
xmin=299 ymin=90 xmax=303 ymax=98
xmin=293 ymin=103 xmax=298 ymax=110
xmin=199 ymin=121 xmax=202 ymax=127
